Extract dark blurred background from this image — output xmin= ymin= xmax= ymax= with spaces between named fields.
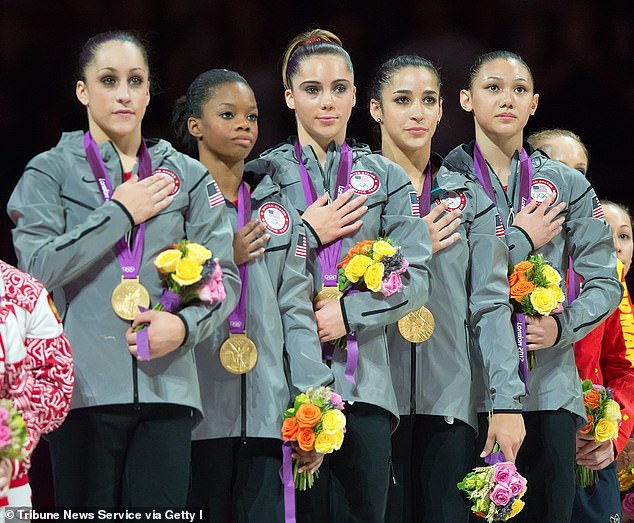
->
xmin=1 ymin=0 xmax=633 ymax=507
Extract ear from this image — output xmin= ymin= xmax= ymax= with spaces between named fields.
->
xmin=438 ymin=97 xmax=444 ymax=122
xmin=187 ymin=116 xmax=203 ymax=139
xmin=459 ymin=89 xmax=473 ymax=112
xmin=284 ymin=88 xmax=295 ymax=110
xmin=145 ymin=81 xmax=151 ymax=108
xmin=369 ymin=99 xmax=383 ymax=123
xmin=76 ymin=80 xmax=89 ymax=107
xmin=530 ymin=93 xmax=539 ymax=116
xmin=351 ymin=85 xmax=357 ymax=108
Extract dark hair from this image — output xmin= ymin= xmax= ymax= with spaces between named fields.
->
xmin=467 ymin=50 xmax=533 ymax=90
xmin=172 ymin=69 xmax=251 ymax=158
xmin=77 ymin=31 xmax=150 ymax=82
xmin=527 ymin=128 xmax=590 ymax=169
xmin=281 ymin=29 xmax=353 ymax=90
xmin=369 ymin=55 xmax=441 ymax=104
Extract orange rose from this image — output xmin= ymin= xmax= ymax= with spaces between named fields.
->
xmin=297 ymin=427 xmax=316 ymax=451
xmin=508 ymin=273 xmax=519 ymax=287
xmin=580 ymin=414 xmax=594 ymax=435
xmin=584 ymin=389 xmax=601 ymax=410
xmin=514 ymin=261 xmax=534 ymax=274
xmin=356 ymin=240 xmax=375 ymax=256
xmin=281 ymin=417 xmax=299 ymax=441
xmin=510 ymin=280 xmax=536 ymax=302
xmin=295 ymin=403 xmax=322 ymax=428
xmin=338 ymin=254 xmax=354 ymax=269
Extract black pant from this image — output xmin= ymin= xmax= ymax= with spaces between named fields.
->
xmin=571 ymin=461 xmax=622 ymax=522
xmin=188 ymin=437 xmax=284 ymax=523
xmin=297 ymin=402 xmax=392 ymax=523
xmin=48 ymin=403 xmax=193 ymax=508
xmin=475 ymin=409 xmax=576 ymax=523
xmin=386 ymin=414 xmax=474 ymax=523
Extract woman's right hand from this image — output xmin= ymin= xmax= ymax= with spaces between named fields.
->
xmin=112 ymin=173 xmax=175 ymax=224
xmin=233 ymin=219 xmax=270 ymax=265
xmin=512 ymin=193 xmax=566 ymax=250
xmin=301 ymin=189 xmax=368 ymax=244
xmin=423 ymin=202 xmax=462 ymax=254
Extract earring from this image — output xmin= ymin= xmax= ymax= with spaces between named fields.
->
xmin=376 ymin=118 xmax=382 ymax=124
xmin=437 ymin=120 xmax=441 ymax=125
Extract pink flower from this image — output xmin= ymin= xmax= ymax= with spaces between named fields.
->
xmin=395 ymin=258 xmax=409 ymax=275
xmin=592 ymin=384 xmax=606 ymax=392
xmin=0 ymin=425 xmax=11 ymax=448
xmin=508 ymin=473 xmax=527 ymax=496
xmin=198 ymin=262 xmax=226 ymax=304
xmin=329 ymin=392 xmax=344 ymax=410
xmin=381 ymin=272 xmax=403 ymax=297
xmin=0 ymin=408 xmax=8 ymax=426
xmin=624 ymin=492 xmax=634 ymax=516
xmin=493 ymin=462 xmax=517 ymax=484
xmin=490 ymin=483 xmax=512 ymax=507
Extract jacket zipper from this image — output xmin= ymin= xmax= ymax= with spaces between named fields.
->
xmin=132 ymin=356 xmax=140 ymax=410
xmin=410 ymin=342 xmax=417 ymax=415
xmin=241 ymin=373 xmax=247 ymax=444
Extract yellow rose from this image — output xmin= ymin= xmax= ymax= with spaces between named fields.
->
xmin=333 ymin=428 xmax=344 ymax=451
xmin=172 ymin=258 xmax=203 ymax=286
xmin=509 ymin=499 xmax=525 ymax=518
xmin=321 ymin=409 xmax=346 ymax=434
xmin=530 ymin=286 xmax=559 ymax=315
xmin=594 ymin=418 xmax=619 ymax=442
xmin=314 ymin=431 xmax=337 ymax=454
xmin=541 ymin=264 xmax=561 ymax=285
xmin=372 ymin=240 xmax=396 ymax=261
xmin=154 ymin=249 xmax=182 ymax=274
xmin=186 ymin=242 xmax=212 ymax=266
xmin=604 ymin=400 xmax=622 ymax=423
xmin=344 ymin=255 xmax=373 ymax=283
xmin=547 ymin=284 xmax=565 ymax=304
xmin=364 ymin=262 xmax=385 ymax=292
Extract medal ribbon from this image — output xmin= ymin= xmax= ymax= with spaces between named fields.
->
xmin=281 ymin=441 xmax=296 ymax=523
xmin=83 ymin=131 xmax=151 ymax=279
xmin=418 ymin=162 xmax=432 ymax=217
xmin=474 ymin=142 xmax=533 ymax=393
xmin=228 ymin=182 xmax=251 ymax=334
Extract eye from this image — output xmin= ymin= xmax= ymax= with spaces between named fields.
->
xmin=423 ymin=96 xmax=437 ymax=105
xmin=619 ymin=233 xmax=631 ymax=241
xmin=485 ymin=84 xmax=499 ymax=92
xmin=394 ymin=96 xmax=409 ymax=104
xmin=576 ymin=168 xmax=587 ymax=175
xmin=220 ymin=112 xmax=234 ymax=119
xmin=100 ymin=76 xmax=116 ymax=86
xmin=334 ymin=84 xmax=347 ymax=93
xmin=305 ymin=86 xmax=319 ymax=94
xmin=514 ymin=86 xmax=527 ymax=94
xmin=247 ymin=113 xmax=258 ymax=122
xmin=129 ymin=76 xmax=144 ymax=85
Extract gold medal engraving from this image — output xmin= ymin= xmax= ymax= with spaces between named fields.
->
xmin=111 ymin=277 xmax=150 ymax=321
xmin=219 ymin=333 xmax=258 ymax=374
xmin=398 ymin=306 xmax=435 ymax=343
xmin=314 ymin=285 xmax=343 ymax=304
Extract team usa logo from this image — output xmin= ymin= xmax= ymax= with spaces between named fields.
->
xmin=153 ymin=168 xmax=181 ymax=196
xmin=592 ymin=194 xmax=605 ymax=219
xmin=435 ymin=190 xmax=467 ymax=212
xmin=409 ymin=191 xmax=420 ymax=217
xmin=259 ymin=202 xmax=290 ymax=235
xmin=349 ymin=171 xmax=381 ymax=195
xmin=530 ymin=178 xmax=558 ymax=205
xmin=206 ymin=180 xmax=225 ymax=208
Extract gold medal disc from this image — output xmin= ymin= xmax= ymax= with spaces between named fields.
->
xmin=111 ymin=277 xmax=151 ymax=321
xmin=398 ymin=306 xmax=435 ymax=343
xmin=314 ymin=285 xmax=343 ymax=304
xmin=219 ymin=333 xmax=258 ymax=374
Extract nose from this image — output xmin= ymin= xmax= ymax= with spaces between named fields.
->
xmin=411 ymin=100 xmax=424 ymax=121
xmin=501 ymin=88 xmax=513 ymax=108
xmin=116 ymin=82 xmax=131 ymax=103
xmin=236 ymin=116 xmax=251 ymax=130
xmin=320 ymin=90 xmax=334 ymax=109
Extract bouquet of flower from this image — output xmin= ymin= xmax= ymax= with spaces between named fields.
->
xmin=618 ymin=439 xmax=634 ymax=522
xmin=457 ymin=461 xmax=527 ymax=522
xmin=134 ymin=240 xmax=226 ymax=359
xmin=281 ymin=386 xmax=346 ymax=490
xmin=337 ymin=238 xmax=408 ymax=297
xmin=508 ymin=254 xmax=564 ymax=369
xmin=577 ymin=379 xmax=621 ymax=487
xmin=0 ymin=399 xmax=27 ymax=462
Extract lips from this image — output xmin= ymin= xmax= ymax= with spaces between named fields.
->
xmin=317 ymin=116 xmax=338 ymax=124
xmin=233 ymin=136 xmax=253 ymax=146
xmin=496 ymin=113 xmax=516 ymax=119
xmin=405 ymin=127 xmax=428 ymax=135
xmin=113 ymin=110 xmax=134 ymax=117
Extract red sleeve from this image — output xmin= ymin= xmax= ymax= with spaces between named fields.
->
xmin=600 ymin=275 xmax=634 ymax=455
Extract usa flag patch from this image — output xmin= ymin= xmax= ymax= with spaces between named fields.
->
xmin=409 ymin=191 xmax=420 ymax=217
xmin=592 ymin=195 xmax=605 ymax=219
xmin=206 ymin=180 xmax=224 ymax=208
xmin=495 ymin=213 xmax=505 ymax=237
xmin=295 ymin=233 xmax=307 ymax=258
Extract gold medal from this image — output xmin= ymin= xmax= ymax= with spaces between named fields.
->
xmin=111 ymin=277 xmax=150 ymax=321
xmin=314 ymin=285 xmax=343 ymax=304
xmin=398 ymin=306 xmax=435 ymax=343
xmin=219 ymin=333 xmax=258 ymax=374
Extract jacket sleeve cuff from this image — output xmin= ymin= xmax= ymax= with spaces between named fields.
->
xmin=509 ymin=224 xmax=535 ymax=252
xmin=340 ymin=297 xmax=351 ymax=334
xmin=301 ymin=219 xmax=322 ymax=248
xmin=111 ymin=199 xmax=135 ymax=228
xmin=175 ymin=312 xmax=190 ymax=348
xmin=552 ymin=314 xmax=563 ymax=347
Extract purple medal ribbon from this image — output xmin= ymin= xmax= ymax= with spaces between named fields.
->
xmin=418 ymin=162 xmax=432 ymax=217
xmin=294 ymin=140 xmax=359 ymax=383
xmin=83 ymin=132 xmax=151 ymax=280
xmin=567 ymin=259 xmax=580 ymax=304
xmin=474 ymin=143 xmax=533 ymax=393
xmin=228 ymin=182 xmax=251 ymax=334
xmin=281 ymin=441 xmax=296 ymax=523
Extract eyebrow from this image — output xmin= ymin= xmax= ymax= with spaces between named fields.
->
xmin=96 ymin=67 xmax=146 ymax=73
xmin=392 ymin=89 xmax=438 ymax=95
xmin=217 ymin=102 xmax=258 ymax=110
xmin=299 ymin=78 xmax=351 ymax=86
xmin=483 ymin=75 xmax=529 ymax=82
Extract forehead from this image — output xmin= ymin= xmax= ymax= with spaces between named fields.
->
xmin=604 ymin=205 xmax=632 ymax=230
xmin=387 ymin=66 xmax=439 ymax=91
xmin=89 ymin=40 xmax=148 ymax=71
xmin=542 ymin=136 xmax=587 ymax=165
xmin=204 ymin=82 xmax=256 ymax=106
xmin=477 ymin=58 xmax=532 ymax=82
xmin=295 ymin=53 xmax=353 ymax=81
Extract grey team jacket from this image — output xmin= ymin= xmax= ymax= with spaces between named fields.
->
xmin=7 ymin=131 xmax=241 ymax=419
xmin=387 ymin=158 xmax=524 ymax=429
xmin=444 ymin=141 xmax=622 ymax=419
xmin=247 ymin=139 xmax=433 ymax=424
xmin=193 ymin=171 xmax=334 ymax=440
